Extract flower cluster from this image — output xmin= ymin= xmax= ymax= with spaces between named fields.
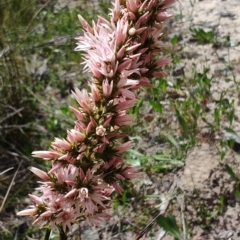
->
xmin=18 ymin=0 xmax=175 ymax=234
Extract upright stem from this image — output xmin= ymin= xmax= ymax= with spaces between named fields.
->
xmin=58 ymin=226 xmax=68 ymax=240
xmin=44 ymin=227 xmax=51 ymax=240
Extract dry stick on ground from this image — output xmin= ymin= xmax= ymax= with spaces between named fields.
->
xmin=0 ymin=160 xmax=22 ymax=212
xmin=0 ymin=107 xmax=24 ymax=124
xmin=179 ymin=195 xmax=187 ymax=240
xmin=2 ymin=0 xmax=53 ymax=54
xmin=133 ymin=180 xmax=177 ymax=240
xmin=0 ymin=167 xmax=14 ymax=176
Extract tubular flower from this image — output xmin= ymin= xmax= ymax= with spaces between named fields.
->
xmin=18 ymin=0 xmax=175 ymax=234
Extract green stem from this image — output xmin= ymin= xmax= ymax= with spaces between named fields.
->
xmin=44 ymin=228 xmax=51 ymax=240
xmin=58 ymin=225 xmax=68 ymax=240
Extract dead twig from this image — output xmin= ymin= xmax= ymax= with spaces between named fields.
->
xmin=0 ymin=160 xmax=22 ymax=212
xmin=0 ymin=107 xmax=24 ymax=124
xmin=177 ymin=195 xmax=187 ymax=240
xmin=133 ymin=180 xmax=177 ymax=240
xmin=0 ymin=167 xmax=14 ymax=176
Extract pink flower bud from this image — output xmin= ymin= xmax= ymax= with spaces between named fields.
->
xmin=78 ymin=14 xmax=93 ymax=33
xmin=30 ymin=167 xmax=49 ymax=181
xmin=96 ymin=125 xmax=107 ymax=136
xmin=128 ymin=27 xmax=136 ymax=36
xmin=17 ymin=208 xmax=36 ymax=216
xmin=156 ymin=11 xmax=172 ymax=22
xmin=29 ymin=194 xmax=43 ymax=205
xmin=51 ymin=138 xmax=71 ymax=151
xmin=32 ymin=151 xmax=61 ymax=160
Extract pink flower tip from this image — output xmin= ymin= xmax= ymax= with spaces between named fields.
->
xmin=29 ymin=194 xmax=43 ymax=205
xmin=17 ymin=208 xmax=36 ymax=216
xmin=30 ymin=167 xmax=49 ymax=181
xmin=32 ymin=150 xmax=61 ymax=160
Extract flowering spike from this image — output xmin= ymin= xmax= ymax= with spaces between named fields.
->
xmin=19 ymin=0 xmax=175 ymax=233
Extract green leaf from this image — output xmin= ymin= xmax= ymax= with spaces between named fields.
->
xmin=151 ymin=165 xmax=171 ymax=171
xmin=202 ymin=117 xmax=214 ymax=128
xmin=214 ymin=108 xmax=220 ymax=127
xmin=167 ymin=134 xmax=179 ymax=149
xmin=225 ymin=164 xmax=238 ymax=182
xmin=194 ymin=103 xmax=201 ymax=114
xmin=132 ymin=98 xmax=143 ymax=115
xmin=236 ymin=189 xmax=240 ymax=200
xmin=127 ymin=149 xmax=144 ymax=157
xmin=171 ymin=35 xmax=178 ymax=46
xmin=122 ymin=191 xmax=127 ymax=206
xmin=126 ymin=159 xmax=141 ymax=166
xmin=224 ymin=127 xmax=239 ymax=138
xmin=113 ymin=199 xmax=119 ymax=211
xmin=43 ymin=227 xmax=51 ymax=240
xmin=156 ymin=214 xmax=182 ymax=240
xmin=149 ymin=100 xmax=163 ymax=113
xmin=176 ymin=109 xmax=187 ymax=132
xmin=229 ymin=110 xmax=234 ymax=126
xmin=153 ymin=155 xmax=171 ymax=161
xmin=60 ymin=106 xmax=70 ymax=115
xmin=158 ymin=78 xmax=167 ymax=91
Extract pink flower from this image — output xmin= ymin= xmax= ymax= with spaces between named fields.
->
xmin=78 ymin=14 xmax=93 ymax=33
xmin=102 ymin=79 xmax=113 ymax=97
xmin=115 ymin=100 xmax=136 ymax=111
xmin=110 ymin=0 xmax=121 ymax=22
xmin=114 ymin=141 xmax=133 ymax=153
xmin=91 ymin=83 xmax=101 ymax=102
xmin=71 ymin=88 xmax=92 ymax=113
xmin=156 ymin=11 xmax=173 ymax=22
xmin=126 ymin=0 xmax=139 ymax=13
xmin=29 ymin=194 xmax=44 ymax=205
xmin=17 ymin=208 xmax=37 ymax=216
xmin=67 ymin=129 xmax=84 ymax=143
xmin=115 ymin=15 xmax=129 ymax=47
xmin=21 ymin=0 xmax=175 ymax=234
xmin=30 ymin=167 xmax=49 ymax=181
xmin=121 ymin=166 xmax=142 ymax=179
xmin=112 ymin=182 xmax=123 ymax=194
xmin=113 ymin=114 xmax=133 ymax=126
xmin=51 ymin=138 xmax=71 ymax=151
xmin=85 ymin=212 xmax=112 ymax=226
xmin=162 ymin=0 xmax=177 ymax=8
xmin=96 ymin=125 xmax=107 ymax=136
xmin=55 ymin=208 xmax=79 ymax=232
xmin=32 ymin=150 xmax=61 ymax=160
xmin=69 ymin=106 xmax=85 ymax=122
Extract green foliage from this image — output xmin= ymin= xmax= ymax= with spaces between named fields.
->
xmin=224 ymin=164 xmax=240 ymax=201
xmin=190 ymin=28 xmax=215 ymax=44
xmin=225 ymin=164 xmax=238 ymax=182
xmin=124 ymin=147 xmax=184 ymax=174
xmin=156 ymin=214 xmax=183 ymax=240
xmin=171 ymin=35 xmax=179 ymax=46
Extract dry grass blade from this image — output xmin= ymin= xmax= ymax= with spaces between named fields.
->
xmin=15 ymin=0 xmax=53 ymax=48
xmin=0 ymin=160 xmax=22 ymax=213
xmin=0 ymin=107 xmax=23 ymax=124
xmin=0 ymin=167 xmax=14 ymax=176
xmin=133 ymin=181 xmax=177 ymax=240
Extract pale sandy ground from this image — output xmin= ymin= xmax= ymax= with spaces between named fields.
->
xmin=165 ymin=1 xmax=240 ymax=239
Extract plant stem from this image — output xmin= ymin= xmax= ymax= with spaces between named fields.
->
xmin=58 ymin=226 xmax=68 ymax=240
xmin=44 ymin=228 xmax=51 ymax=240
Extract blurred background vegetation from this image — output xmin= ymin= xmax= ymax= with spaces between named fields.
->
xmin=0 ymin=0 xmax=110 ymax=238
